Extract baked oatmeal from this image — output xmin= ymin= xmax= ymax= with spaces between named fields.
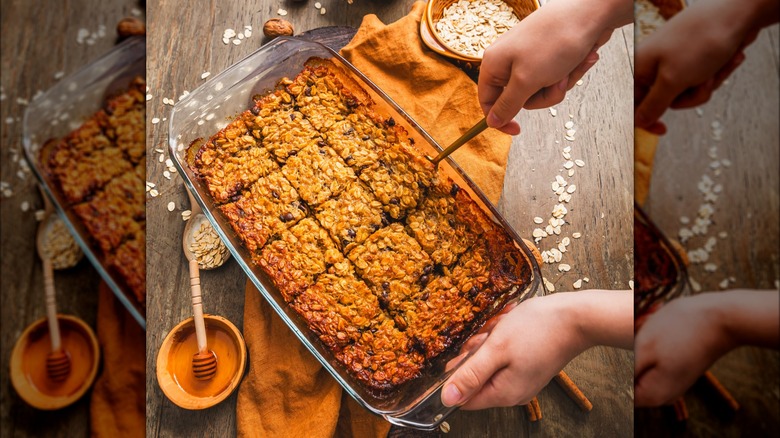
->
xmin=189 ymin=58 xmax=532 ymax=392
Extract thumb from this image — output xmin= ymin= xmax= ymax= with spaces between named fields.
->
xmin=486 ymin=74 xmax=533 ymax=130
xmin=441 ymin=339 xmax=508 ymax=407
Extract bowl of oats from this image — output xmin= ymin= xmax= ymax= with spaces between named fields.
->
xmin=425 ymin=0 xmax=539 ymax=62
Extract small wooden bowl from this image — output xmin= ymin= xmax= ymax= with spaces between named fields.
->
xmin=10 ymin=315 xmax=100 ymax=410
xmin=425 ymin=0 xmax=540 ymax=63
xmin=156 ymin=315 xmax=246 ymax=410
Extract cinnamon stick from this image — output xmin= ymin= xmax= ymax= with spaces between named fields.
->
xmin=673 ymin=398 xmax=689 ymax=421
xmin=524 ymin=402 xmax=537 ymax=422
xmin=530 ymin=396 xmax=542 ymax=421
xmin=703 ymin=371 xmax=740 ymax=411
xmin=554 ymin=371 xmax=593 ymax=412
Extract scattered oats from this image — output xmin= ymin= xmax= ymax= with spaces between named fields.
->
xmin=707 ymin=146 xmax=718 ymax=159
xmin=559 ymin=192 xmax=572 ymax=203
xmin=149 ymin=189 xmax=159 ymax=197
xmin=552 ymin=203 xmax=567 ymax=219
xmin=244 ymin=28 xmax=252 ymax=37
xmin=566 ymin=184 xmax=576 ymax=194
xmin=321 ymin=7 xmax=326 ymax=15
xmin=690 ymin=276 xmax=702 ymax=292
xmin=201 ymin=71 xmax=211 ymax=79
xmin=163 ymin=170 xmax=171 ymax=179
xmin=575 ymin=79 xmax=584 ymax=86
xmin=532 ymin=228 xmax=547 ymax=238
xmin=551 ymin=248 xmax=563 ymax=262
xmin=5 ymin=117 xmax=14 ymax=124
xmin=562 ymin=151 xmax=572 ymax=160
xmin=165 ymin=158 xmax=173 ymax=167
xmin=568 ymin=169 xmax=575 ymax=177
xmin=710 ymin=160 xmax=721 ymax=169
xmin=146 ymin=93 xmax=153 ymax=101
xmin=574 ymin=159 xmax=585 ymax=167
xmin=197 ymin=120 xmax=205 ymax=126
xmin=713 ymin=184 xmax=722 ymax=193
xmin=555 ymin=175 xmax=567 ymax=186
xmin=695 ymin=107 xmax=704 ymax=117
xmin=549 ymin=108 xmax=557 ymax=117
xmin=719 ymin=279 xmax=730 ymax=289
xmin=573 ymin=279 xmax=582 ymax=289
xmin=628 ymin=280 xmax=634 ymax=290
xmin=583 ymin=277 xmax=589 ymax=283
xmin=552 ymin=181 xmax=560 ymax=192
xmin=278 ymin=8 xmax=288 ymax=16
xmin=533 ymin=216 xmax=544 ymax=224
xmin=564 ymin=121 xmax=574 ymax=129
xmin=558 ymin=242 xmax=567 ymax=253
xmin=232 ymin=39 xmax=241 ymax=45
xmin=152 ymin=117 xmax=160 ymax=124
xmin=167 ymin=201 xmax=176 ymax=212
xmin=158 ymin=154 xmax=164 ymax=163
xmin=223 ymin=37 xmax=230 ymax=45
xmin=543 ymin=277 xmax=555 ymax=292
xmin=224 ymin=28 xmax=236 ymax=39
xmin=572 ymin=232 xmax=581 ymax=239
xmin=131 ymin=6 xmax=142 ymax=16
xmin=704 ymin=263 xmax=718 ymax=273
xmin=182 ymin=210 xmax=192 ymax=221
xmin=680 ymin=216 xmax=690 ymax=224
xmin=561 ymin=237 xmax=570 ymax=246
xmin=565 ymin=135 xmax=576 ymax=142
xmin=54 ymin=71 xmax=65 ymax=79
xmin=718 ymin=231 xmax=728 ymax=239
xmin=563 ymin=160 xmax=574 ymax=169
xmin=704 ymin=236 xmax=717 ymax=252
xmin=315 ymin=1 xmax=322 ymax=7
xmin=35 ymin=209 xmax=46 ymax=221
xmin=558 ymin=263 xmax=571 ymax=272
xmin=237 ymin=32 xmax=244 ymax=40
xmin=721 ymin=158 xmax=731 ymax=167
xmin=440 ymin=422 xmax=450 ymax=434
xmin=20 ymin=201 xmax=30 ymax=212
xmin=729 ymin=276 xmax=736 ymax=282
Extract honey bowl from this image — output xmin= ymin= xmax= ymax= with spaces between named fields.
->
xmin=424 ymin=0 xmax=540 ymax=64
xmin=156 ymin=315 xmax=246 ymax=410
xmin=10 ymin=315 xmax=100 ymax=410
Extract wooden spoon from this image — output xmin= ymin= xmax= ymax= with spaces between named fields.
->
xmin=182 ymin=186 xmax=229 ymax=270
xmin=35 ymin=188 xmax=70 ymax=382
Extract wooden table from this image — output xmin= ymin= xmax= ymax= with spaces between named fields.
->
xmin=145 ymin=1 xmax=635 ymax=437
xmin=0 ymin=1 xmax=144 ymax=436
xmin=638 ymin=20 xmax=780 ymax=437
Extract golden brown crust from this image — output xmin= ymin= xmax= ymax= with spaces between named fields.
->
xmin=42 ymin=78 xmax=146 ymax=306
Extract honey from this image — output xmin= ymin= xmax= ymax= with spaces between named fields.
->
xmin=166 ymin=320 xmax=242 ymax=398
xmin=19 ymin=318 xmax=96 ymax=398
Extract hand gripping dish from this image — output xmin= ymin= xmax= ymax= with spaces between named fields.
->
xmin=23 ymin=37 xmax=146 ymax=328
xmin=169 ymin=37 xmax=541 ymax=430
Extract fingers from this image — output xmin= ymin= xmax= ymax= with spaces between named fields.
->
xmin=635 ymin=77 xmax=686 ymax=130
xmin=524 ymin=77 xmax=568 ymax=110
xmin=441 ymin=337 xmax=509 ymax=407
xmin=459 ymin=368 xmax=533 ymax=410
xmin=670 ymin=79 xmax=715 ymax=109
xmin=566 ymin=50 xmax=600 ymax=90
xmin=634 ymin=367 xmax=669 ymax=407
xmin=486 ymin=73 xmax=534 ymax=131
xmin=713 ymin=51 xmax=745 ymax=89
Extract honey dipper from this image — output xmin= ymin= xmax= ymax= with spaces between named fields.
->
xmin=188 ymin=259 xmax=217 ymax=380
xmin=35 ymin=188 xmax=70 ymax=382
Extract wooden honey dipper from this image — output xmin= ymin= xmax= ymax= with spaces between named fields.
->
xmin=189 ymin=259 xmax=217 ymax=380
xmin=35 ymin=188 xmax=71 ymax=382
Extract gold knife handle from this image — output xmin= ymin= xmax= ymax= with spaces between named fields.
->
xmin=431 ymin=117 xmax=489 ymax=165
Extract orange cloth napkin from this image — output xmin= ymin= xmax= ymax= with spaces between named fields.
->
xmin=89 ymin=283 xmax=145 ymax=437
xmin=236 ymin=3 xmax=512 ymax=436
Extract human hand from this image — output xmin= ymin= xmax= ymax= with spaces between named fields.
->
xmin=479 ymin=0 xmax=632 ymax=135
xmin=634 ymin=290 xmax=780 ymax=406
xmin=634 ymin=0 xmax=776 ymax=134
xmin=440 ymin=290 xmax=633 ymax=410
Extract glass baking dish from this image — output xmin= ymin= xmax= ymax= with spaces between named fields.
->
xmin=634 ymin=204 xmax=688 ymax=322
xmin=168 ymin=37 xmax=542 ymax=430
xmin=22 ymin=37 xmax=146 ymax=328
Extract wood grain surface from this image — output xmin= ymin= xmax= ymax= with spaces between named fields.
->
xmin=0 ymin=1 xmax=144 ymax=436
xmin=639 ymin=19 xmax=780 ymax=438
xmin=145 ymin=1 xmax=634 ymax=437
